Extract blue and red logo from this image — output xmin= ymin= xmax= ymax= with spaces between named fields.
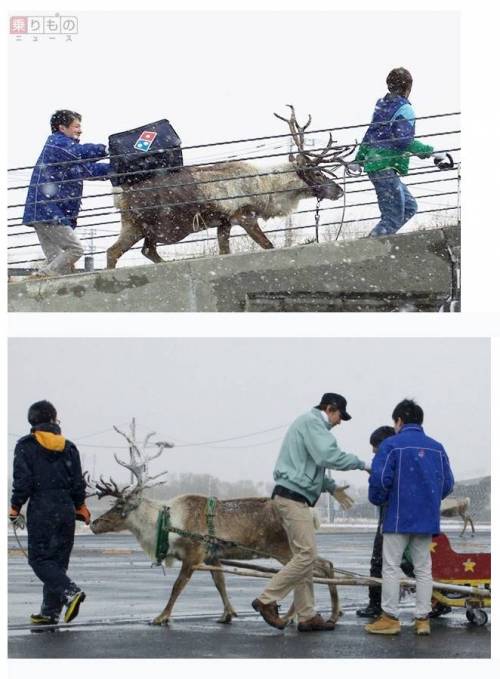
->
xmin=134 ymin=130 xmax=157 ymax=152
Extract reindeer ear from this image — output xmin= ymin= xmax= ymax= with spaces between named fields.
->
xmin=289 ymin=153 xmax=296 ymax=163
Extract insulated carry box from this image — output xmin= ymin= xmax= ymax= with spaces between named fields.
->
xmin=108 ymin=119 xmax=183 ymax=187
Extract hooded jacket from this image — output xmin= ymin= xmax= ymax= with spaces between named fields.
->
xmin=22 ymin=132 xmax=109 ymax=228
xmin=10 ymin=423 xmax=86 ymax=511
xmin=355 ymin=94 xmax=434 ymax=175
xmin=368 ymin=424 xmax=454 ymax=534
xmin=273 ymin=408 xmax=366 ymax=506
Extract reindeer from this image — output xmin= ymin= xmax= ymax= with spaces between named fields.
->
xmin=440 ymin=497 xmax=475 ymax=536
xmin=89 ymin=423 xmax=340 ymax=626
xmin=106 ymin=106 xmax=354 ymax=268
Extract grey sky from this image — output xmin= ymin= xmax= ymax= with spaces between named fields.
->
xmin=8 ymin=338 xmax=490 ymax=488
xmin=8 ymin=11 xmax=460 ymax=267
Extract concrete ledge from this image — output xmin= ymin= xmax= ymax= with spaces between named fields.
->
xmin=8 ymin=225 xmax=459 ymax=312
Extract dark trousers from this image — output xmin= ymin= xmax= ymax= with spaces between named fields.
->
xmin=27 ymin=504 xmax=78 ymax=617
xmin=368 ymin=524 xmax=384 ymax=608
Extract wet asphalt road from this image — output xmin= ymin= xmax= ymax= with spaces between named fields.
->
xmin=8 ymin=530 xmax=491 ymax=658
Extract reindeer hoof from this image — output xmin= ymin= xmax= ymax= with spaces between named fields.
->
xmin=216 ymin=614 xmax=233 ymax=624
xmin=151 ymin=617 xmax=169 ymax=626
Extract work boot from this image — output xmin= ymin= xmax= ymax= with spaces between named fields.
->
xmin=30 ymin=613 xmax=58 ymax=626
xmin=64 ymin=590 xmax=86 ymax=623
xmin=251 ymin=598 xmax=286 ymax=630
xmin=365 ymin=612 xmax=401 ymax=635
xmin=297 ymin=613 xmax=336 ymax=632
xmin=414 ymin=617 xmax=431 ymax=635
xmin=356 ymin=604 xmax=382 ymax=618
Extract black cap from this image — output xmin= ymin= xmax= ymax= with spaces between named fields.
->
xmin=318 ymin=393 xmax=351 ymax=421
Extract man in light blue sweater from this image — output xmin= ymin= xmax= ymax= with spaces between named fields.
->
xmin=252 ymin=393 xmax=369 ymax=632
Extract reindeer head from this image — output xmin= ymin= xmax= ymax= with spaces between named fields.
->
xmin=89 ymin=422 xmax=173 ymax=534
xmin=274 ymin=105 xmax=355 ymax=201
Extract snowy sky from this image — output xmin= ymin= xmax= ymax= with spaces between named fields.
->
xmin=7 ymin=10 xmax=460 ymax=268
xmin=8 ymin=337 xmax=490 ymax=488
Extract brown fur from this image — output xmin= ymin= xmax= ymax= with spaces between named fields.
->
xmin=106 ymin=161 xmax=340 ymax=268
xmin=91 ymin=493 xmax=339 ymax=625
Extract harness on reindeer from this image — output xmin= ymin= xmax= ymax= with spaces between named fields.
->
xmin=154 ymin=496 xmax=219 ymax=566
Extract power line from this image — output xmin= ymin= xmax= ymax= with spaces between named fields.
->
xmin=7 ymin=145 xmax=460 ymax=214
xmin=7 ymin=207 xmax=458 ymax=266
xmin=7 ymin=111 xmax=460 ymax=172
xmin=7 ymin=191 xmax=458 ymax=250
xmin=7 ymin=133 xmax=460 ymax=209
xmin=6 ymin=163 xmax=456 ymax=225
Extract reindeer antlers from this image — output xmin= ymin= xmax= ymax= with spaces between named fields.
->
xmin=112 ymin=421 xmax=174 ymax=489
xmin=85 ymin=420 xmax=173 ymax=499
xmin=274 ymin=104 xmax=355 ymax=169
xmin=84 ymin=472 xmax=130 ymax=499
xmin=274 ymin=104 xmax=311 ymax=154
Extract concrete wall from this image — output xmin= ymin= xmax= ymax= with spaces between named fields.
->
xmin=8 ymin=226 xmax=459 ymax=313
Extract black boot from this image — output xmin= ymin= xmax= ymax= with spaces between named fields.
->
xmin=356 ymin=603 xmax=382 ymax=618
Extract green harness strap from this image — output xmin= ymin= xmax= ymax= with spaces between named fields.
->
xmin=154 ymin=498 xmax=218 ymax=565
xmin=206 ymin=496 xmax=217 ymax=537
xmin=206 ymin=496 xmax=218 ymax=557
xmin=154 ymin=505 xmax=171 ymax=565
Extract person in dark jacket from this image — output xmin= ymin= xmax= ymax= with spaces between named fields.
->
xmin=351 ymin=68 xmax=453 ymax=237
xmin=23 ymin=110 xmax=110 ymax=277
xmin=356 ymin=425 xmax=396 ymax=618
xmin=9 ymin=400 xmax=91 ymax=625
xmin=365 ymin=399 xmax=454 ymax=636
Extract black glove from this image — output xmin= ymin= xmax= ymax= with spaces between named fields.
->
xmin=433 ymin=152 xmax=454 ymax=170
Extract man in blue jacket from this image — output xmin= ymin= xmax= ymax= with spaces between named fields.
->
xmin=23 ymin=110 xmax=110 ymax=277
xmin=365 ymin=399 xmax=454 ymax=636
xmin=351 ymin=68 xmax=453 ymax=237
xmin=252 ymin=393 xmax=369 ymax=632
xmin=9 ymin=400 xmax=91 ymax=626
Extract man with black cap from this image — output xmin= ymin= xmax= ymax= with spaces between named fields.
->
xmin=252 ymin=393 xmax=369 ymax=632
xmin=9 ymin=400 xmax=90 ymax=626
xmin=350 ymin=67 xmax=453 ymax=237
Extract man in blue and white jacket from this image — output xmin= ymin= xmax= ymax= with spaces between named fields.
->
xmin=23 ymin=110 xmax=109 ymax=277
xmin=365 ymin=399 xmax=454 ymax=636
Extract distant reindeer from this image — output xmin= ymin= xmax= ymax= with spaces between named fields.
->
xmin=440 ymin=497 xmax=475 ymax=536
xmin=106 ymin=106 xmax=354 ymax=268
xmin=89 ymin=422 xmax=340 ymax=626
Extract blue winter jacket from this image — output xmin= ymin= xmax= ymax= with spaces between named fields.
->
xmin=355 ymin=94 xmax=434 ymax=175
xmin=368 ymin=424 xmax=454 ymax=534
xmin=23 ymin=132 xmax=110 ymax=228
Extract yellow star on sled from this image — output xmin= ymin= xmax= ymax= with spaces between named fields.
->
xmin=463 ymin=559 xmax=476 ymax=573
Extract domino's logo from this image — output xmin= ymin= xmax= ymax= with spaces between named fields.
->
xmin=134 ymin=130 xmax=157 ymax=152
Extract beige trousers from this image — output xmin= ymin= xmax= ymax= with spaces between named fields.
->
xmin=33 ymin=223 xmax=84 ymax=274
xmin=258 ymin=496 xmax=317 ymax=621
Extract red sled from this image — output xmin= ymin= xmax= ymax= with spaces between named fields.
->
xmin=430 ymin=533 xmax=490 ymax=626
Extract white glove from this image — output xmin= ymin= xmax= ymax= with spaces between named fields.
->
xmin=333 ymin=485 xmax=354 ymax=510
xmin=433 ymin=152 xmax=454 ymax=170
xmin=347 ymin=162 xmax=362 ymax=176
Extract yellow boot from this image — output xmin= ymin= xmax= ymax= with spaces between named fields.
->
xmin=414 ymin=617 xmax=431 ymax=635
xmin=365 ymin=612 xmax=401 ymax=635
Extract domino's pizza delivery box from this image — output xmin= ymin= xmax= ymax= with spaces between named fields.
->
xmin=108 ymin=119 xmax=183 ymax=187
